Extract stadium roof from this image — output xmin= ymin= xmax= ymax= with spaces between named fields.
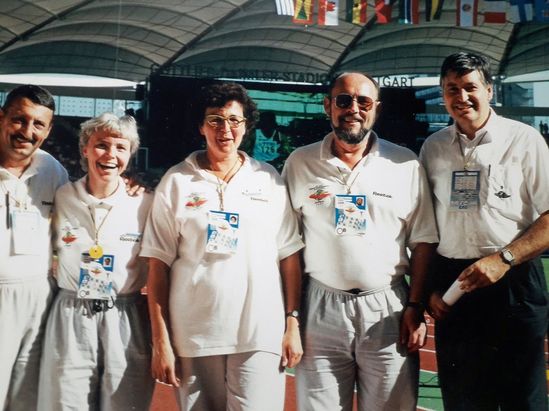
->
xmin=0 ymin=0 xmax=548 ymax=85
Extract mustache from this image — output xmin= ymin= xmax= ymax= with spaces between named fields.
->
xmin=11 ymin=133 xmax=37 ymax=144
xmin=338 ymin=115 xmax=363 ymax=123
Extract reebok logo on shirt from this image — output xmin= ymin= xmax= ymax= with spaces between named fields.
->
xmin=372 ymin=191 xmax=392 ymax=199
xmin=119 ymin=233 xmax=141 ymax=242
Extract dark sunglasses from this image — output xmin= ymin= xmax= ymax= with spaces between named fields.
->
xmin=333 ymin=93 xmax=375 ymax=111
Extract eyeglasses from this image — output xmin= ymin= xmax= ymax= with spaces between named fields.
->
xmin=205 ymin=114 xmax=246 ymax=129
xmin=333 ymin=94 xmax=375 ymax=111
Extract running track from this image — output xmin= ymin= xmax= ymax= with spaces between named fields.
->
xmin=150 ymin=313 xmax=548 ymax=411
xmin=148 ymin=315 xmax=439 ymax=411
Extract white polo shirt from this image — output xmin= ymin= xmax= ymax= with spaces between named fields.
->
xmin=0 ymin=149 xmax=68 ymax=283
xmin=140 ymin=151 xmax=304 ymax=358
xmin=420 ymin=110 xmax=549 ymax=259
xmin=283 ymin=132 xmax=438 ymax=291
xmin=54 ymin=177 xmax=152 ymax=294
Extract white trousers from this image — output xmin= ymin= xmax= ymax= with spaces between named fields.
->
xmin=37 ymin=289 xmax=154 ymax=411
xmin=296 ymin=278 xmax=419 ymax=411
xmin=177 ymin=351 xmax=285 ymax=411
xmin=0 ymin=277 xmax=54 ymax=411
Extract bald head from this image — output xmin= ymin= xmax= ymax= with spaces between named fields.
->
xmin=328 ymin=72 xmax=380 ymax=101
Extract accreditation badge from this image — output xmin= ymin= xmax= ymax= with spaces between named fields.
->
xmin=334 ymin=195 xmax=367 ymax=236
xmin=449 ymin=170 xmax=480 ymax=211
xmin=206 ymin=210 xmax=239 ymax=255
xmin=78 ymin=253 xmax=114 ymax=300
xmin=12 ymin=209 xmax=40 ymax=255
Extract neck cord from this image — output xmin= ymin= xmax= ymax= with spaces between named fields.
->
xmin=1 ymin=179 xmax=28 ymax=229
xmin=332 ymin=135 xmax=373 ymax=194
xmin=336 ymin=168 xmax=361 ymax=194
xmin=88 ymin=204 xmax=113 ymax=249
xmin=0 ymin=179 xmax=28 ymax=209
xmin=209 ymin=154 xmax=242 ymax=211
xmin=457 ymin=131 xmax=486 ymax=170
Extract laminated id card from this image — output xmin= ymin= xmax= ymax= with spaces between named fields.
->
xmin=78 ymin=253 xmax=114 ymax=300
xmin=12 ymin=209 xmax=40 ymax=255
xmin=450 ymin=170 xmax=480 ymax=211
xmin=334 ymin=195 xmax=367 ymax=236
xmin=206 ymin=211 xmax=239 ymax=255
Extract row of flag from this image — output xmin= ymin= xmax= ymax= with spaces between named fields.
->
xmin=274 ymin=0 xmax=549 ymax=26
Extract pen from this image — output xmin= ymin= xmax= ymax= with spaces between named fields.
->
xmin=5 ymin=192 xmax=9 ymax=229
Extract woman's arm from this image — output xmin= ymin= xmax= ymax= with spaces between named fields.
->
xmin=280 ymin=251 xmax=303 ymax=369
xmin=147 ymin=257 xmax=180 ymax=387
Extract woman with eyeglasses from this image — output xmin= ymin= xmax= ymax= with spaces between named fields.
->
xmin=37 ymin=113 xmax=154 ymax=410
xmin=141 ymin=82 xmax=304 ymax=411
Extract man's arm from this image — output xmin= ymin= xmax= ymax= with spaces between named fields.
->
xmin=147 ymin=257 xmax=180 ymax=387
xmin=400 ymin=242 xmax=436 ymax=352
xmin=459 ymin=211 xmax=549 ymax=291
xmin=280 ymin=251 xmax=303 ymax=368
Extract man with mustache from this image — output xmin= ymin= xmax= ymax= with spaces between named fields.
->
xmin=0 ymin=85 xmax=68 ymax=410
xmin=420 ymin=52 xmax=549 ymax=410
xmin=283 ymin=72 xmax=438 ymax=410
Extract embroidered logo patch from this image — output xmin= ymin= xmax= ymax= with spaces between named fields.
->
xmin=61 ymin=222 xmax=78 ymax=246
xmin=308 ymin=185 xmax=331 ymax=205
xmin=185 ymin=193 xmax=207 ymax=209
xmin=494 ymin=190 xmax=510 ymax=199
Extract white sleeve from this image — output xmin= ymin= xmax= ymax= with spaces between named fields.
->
xmin=405 ymin=161 xmax=439 ymax=249
xmin=140 ymin=186 xmax=180 ymax=266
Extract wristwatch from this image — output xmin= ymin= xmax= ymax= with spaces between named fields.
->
xmin=405 ymin=301 xmax=425 ymax=314
xmin=500 ymin=247 xmax=516 ymax=266
xmin=286 ymin=310 xmax=300 ymax=320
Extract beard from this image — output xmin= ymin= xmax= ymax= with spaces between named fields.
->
xmin=332 ymin=116 xmax=372 ymax=145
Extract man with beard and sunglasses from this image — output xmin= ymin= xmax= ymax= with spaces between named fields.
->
xmin=0 ymin=85 xmax=68 ymax=410
xmin=282 ymin=72 xmax=438 ymax=410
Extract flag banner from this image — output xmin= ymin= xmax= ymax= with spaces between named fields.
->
xmin=275 ymin=0 xmax=295 ymax=15
xmin=319 ymin=0 xmax=339 ymax=25
xmin=399 ymin=0 xmax=419 ymax=23
xmin=346 ymin=0 xmax=368 ymax=24
xmin=426 ymin=0 xmax=444 ymax=20
xmin=293 ymin=0 xmax=314 ymax=23
xmin=483 ymin=0 xmax=507 ymax=23
xmin=534 ymin=0 xmax=549 ymax=21
xmin=457 ymin=0 xmax=478 ymax=25
xmin=375 ymin=0 xmax=393 ymax=22
xmin=509 ymin=0 xmax=534 ymax=21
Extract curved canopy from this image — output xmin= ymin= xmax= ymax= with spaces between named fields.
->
xmin=0 ymin=0 xmax=547 ymax=83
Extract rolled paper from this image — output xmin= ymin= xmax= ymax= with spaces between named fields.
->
xmin=442 ymin=279 xmax=465 ymax=306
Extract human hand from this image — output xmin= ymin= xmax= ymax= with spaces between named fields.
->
xmin=281 ymin=318 xmax=303 ymax=368
xmin=123 ymin=176 xmax=146 ymax=197
xmin=400 ymin=307 xmax=427 ymax=353
xmin=151 ymin=341 xmax=180 ymax=387
xmin=457 ymin=253 xmax=510 ymax=292
xmin=427 ymin=292 xmax=451 ymax=321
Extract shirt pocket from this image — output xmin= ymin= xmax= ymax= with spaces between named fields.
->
xmin=485 ymin=163 xmax=523 ymax=212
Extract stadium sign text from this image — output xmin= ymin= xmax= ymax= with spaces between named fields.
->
xmin=157 ymin=65 xmax=415 ymax=87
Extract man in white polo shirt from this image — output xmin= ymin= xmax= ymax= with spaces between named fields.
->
xmin=420 ymin=52 xmax=549 ymax=410
xmin=283 ymin=72 xmax=438 ymax=410
xmin=0 ymin=85 xmax=68 ymax=411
